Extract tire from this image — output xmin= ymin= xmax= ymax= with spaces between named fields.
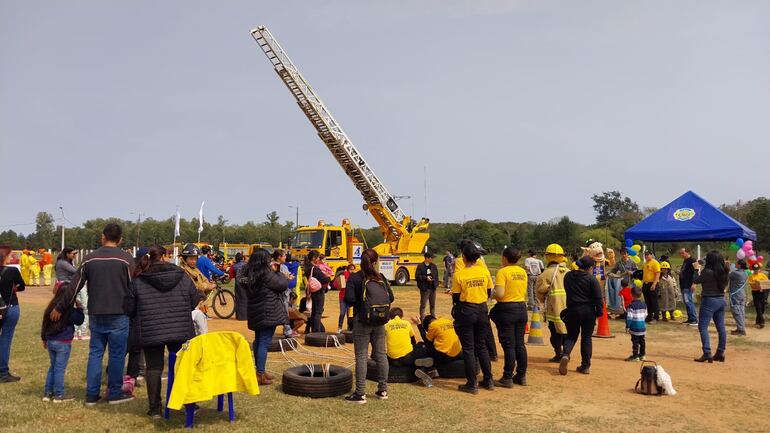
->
xmin=366 ymin=359 xmax=418 ymax=383
xmin=435 ymin=359 xmax=477 ymax=379
xmin=211 ymin=289 xmax=235 ymax=319
xmin=341 ymin=329 xmax=354 ymax=342
xmin=268 ymin=336 xmax=298 ymax=353
xmin=281 ymin=364 xmax=353 ymax=398
xmin=394 ymin=268 xmax=409 ymax=286
xmin=304 ymin=332 xmax=346 ymax=347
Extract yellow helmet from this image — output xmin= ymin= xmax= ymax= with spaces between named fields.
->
xmin=660 ymin=261 xmax=671 ymax=269
xmin=545 ymin=244 xmax=565 ymax=255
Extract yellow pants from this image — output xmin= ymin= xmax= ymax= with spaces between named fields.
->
xmin=20 ymin=266 xmax=30 ymax=285
xmin=43 ymin=264 xmax=54 ymax=286
xmin=29 ymin=266 xmax=40 ymax=286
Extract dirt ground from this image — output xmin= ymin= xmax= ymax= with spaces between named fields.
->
xmin=17 ymin=284 xmax=770 ymax=433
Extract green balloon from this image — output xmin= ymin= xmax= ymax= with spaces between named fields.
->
xmin=729 ymin=243 xmax=739 ymax=252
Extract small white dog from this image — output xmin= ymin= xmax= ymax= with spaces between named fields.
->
xmin=656 ymin=365 xmax=676 ymax=395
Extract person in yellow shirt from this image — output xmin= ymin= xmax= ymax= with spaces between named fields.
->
xmin=451 ymin=242 xmax=494 ymax=394
xmin=454 ymin=239 xmax=498 ymax=362
xmin=39 ymin=249 xmax=54 ymax=286
xmin=384 ymin=308 xmax=434 ymax=387
xmin=642 ymin=251 xmax=661 ymax=323
xmin=19 ymin=250 xmax=31 ymax=286
xmin=410 ymin=315 xmax=462 ymax=365
xmin=748 ymin=264 xmax=769 ymax=329
xmin=489 ymin=247 xmax=528 ymax=387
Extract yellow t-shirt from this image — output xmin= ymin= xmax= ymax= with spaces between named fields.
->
xmin=426 ymin=318 xmax=462 ymax=358
xmin=494 ymin=265 xmax=528 ymax=302
xmin=384 ymin=316 xmax=415 ymax=359
xmin=454 ymin=256 xmax=493 ymax=288
xmin=452 ymin=262 xmax=493 ymax=304
xmin=749 ymin=272 xmax=768 ymax=291
xmin=643 ymin=259 xmax=661 ymax=283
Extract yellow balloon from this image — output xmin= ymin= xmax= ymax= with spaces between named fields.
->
xmin=631 ymin=255 xmax=641 ymax=263
xmin=673 ymin=310 xmax=683 ymax=318
xmin=633 ymin=279 xmax=643 ymax=288
xmin=631 ymin=245 xmax=642 ymax=252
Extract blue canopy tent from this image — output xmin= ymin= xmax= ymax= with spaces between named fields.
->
xmin=625 ymin=191 xmax=756 ymax=243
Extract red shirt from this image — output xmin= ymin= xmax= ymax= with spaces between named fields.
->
xmin=339 ymin=271 xmax=351 ymax=301
xmin=619 ymin=287 xmax=633 ymax=309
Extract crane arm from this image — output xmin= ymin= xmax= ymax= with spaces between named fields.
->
xmin=250 ymin=26 xmax=408 ymax=242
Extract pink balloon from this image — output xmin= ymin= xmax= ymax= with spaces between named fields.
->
xmin=745 ymin=240 xmax=753 ymax=247
xmin=759 ymin=256 xmax=765 ymax=261
xmin=736 ymin=249 xmax=746 ymax=260
xmin=742 ymin=244 xmax=752 ymax=252
xmin=746 ymin=249 xmax=756 ymax=257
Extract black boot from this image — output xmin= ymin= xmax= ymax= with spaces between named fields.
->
xmin=712 ymin=351 xmax=725 ymax=362
xmin=693 ymin=354 xmax=713 ymax=363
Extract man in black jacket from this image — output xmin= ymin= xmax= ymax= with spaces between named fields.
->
xmin=416 ymin=252 xmax=439 ymax=319
xmin=51 ymin=223 xmax=135 ymax=405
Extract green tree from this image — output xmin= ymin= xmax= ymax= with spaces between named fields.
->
xmin=34 ymin=212 xmax=57 ymax=248
xmin=591 ymin=191 xmax=641 ymax=225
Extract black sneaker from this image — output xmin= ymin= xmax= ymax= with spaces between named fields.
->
xmin=457 ymin=383 xmax=479 ymax=395
xmin=0 ymin=374 xmax=20 ymax=383
xmin=42 ymin=393 xmax=53 ymax=402
xmin=414 ymin=369 xmax=434 ymax=388
xmin=512 ymin=374 xmax=528 ymax=386
xmin=547 ymin=355 xmax=561 ymax=363
xmin=559 ymin=356 xmax=570 ymax=376
xmin=479 ymin=378 xmax=495 ymax=391
xmin=345 ymin=393 xmax=366 ymax=404
xmin=53 ymin=394 xmax=76 ymax=403
xmin=374 ymin=390 xmax=388 ymax=400
xmin=108 ymin=393 xmax=135 ymax=405
xmin=625 ymin=355 xmax=639 ymax=362
xmin=576 ymin=366 xmax=590 ymax=374
xmin=495 ymin=377 xmax=514 ymax=388
xmin=147 ymin=409 xmax=163 ymax=419
xmin=85 ymin=394 xmax=102 ymax=407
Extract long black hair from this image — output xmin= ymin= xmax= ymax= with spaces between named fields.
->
xmin=360 ymin=249 xmax=381 ymax=282
xmin=704 ymin=250 xmax=729 ymax=289
xmin=133 ymin=246 xmax=167 ymax=278
xmin=42 ymin=283 xmax=74 ymax=337
xmin=304 ymin=250 xmax=320 ymax=278
xmin=56 ymin=247 xmax=75 ymax=263
xmin=244 ymin=248 xmax=273 ymax=284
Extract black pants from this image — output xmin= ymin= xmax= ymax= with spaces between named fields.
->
xmin=454 ymin=302 xmax=493 ymax=386
xmin=642 ymin=283 xmax=660 ymax=321
xmin=548 ymin=321 xmax=565 ymax=358
xmin=126 ymin=348 xmax=145 ymax=378
xmin=234 ymin=281 xmax=248 ymax=321
xmin=631 ymin=334 xmax=646 ymax=357
xmin=491 ymin=302 xmax=528 ymax=379
xmin=753 ymin=290 xmax=769 ymax=325
xmin=309 ymin=290 xmax=326 ymax=333
xmin=389 ymin=344 xmax=429 ymax=367
xmin=562 ymin=305 xmax=596 ymax=368
xmin=143 ymin=342 xmax=183 ymax=414
xmin=485 ymin=320 xmax=498 ymax=360
xmin=423 ymin=341 xmax=461 ymax=365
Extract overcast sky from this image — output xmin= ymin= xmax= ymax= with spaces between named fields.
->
xmin=2 ymin=0 xmax=769 ymax=234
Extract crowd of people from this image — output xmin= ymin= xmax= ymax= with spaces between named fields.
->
xmin=0 ymin=222 xmax=767 ymax=413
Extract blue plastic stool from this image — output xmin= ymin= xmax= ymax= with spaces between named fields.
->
xmin=165 ymin=351 xmax=236 ymax=428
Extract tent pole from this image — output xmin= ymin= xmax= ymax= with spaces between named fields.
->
xmin=697 ymin=244 xmax=701 ymax=261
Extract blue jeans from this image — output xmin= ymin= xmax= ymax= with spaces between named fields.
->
xmin=607 ymin=278 xmax=622 ymax=311
xmin=87 ymin=314 xmax=129 ymax=399
xmin=0 ymin=304 xmax=20 ymax=377
xmin=698 ymin=297 xmax=726 ymax=356
xmin=45 ymin=340 xmax=72 ymax=396
xmin=253 ymin=326 xmax=276 ymax=374
xmin=682 ymin=287 xmax=698 ymax=322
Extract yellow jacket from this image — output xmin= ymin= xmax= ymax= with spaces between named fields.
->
xmin=535 ymin=263 xmax=568 ymax=334
xmin=168 ymin=331 xmax=259 ymax=410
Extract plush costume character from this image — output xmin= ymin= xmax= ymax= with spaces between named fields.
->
xmin=582 ymin=241 xmax=616 ymax=300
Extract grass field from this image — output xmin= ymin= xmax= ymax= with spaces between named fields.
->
xmin=0 ymin=281 xmax=768 ymax=433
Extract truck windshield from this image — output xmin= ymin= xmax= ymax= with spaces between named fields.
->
xmin=294 ymin=230 xmax=325 ymax=249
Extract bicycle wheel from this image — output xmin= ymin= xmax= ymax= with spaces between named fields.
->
xmin=211 ymin=289 xmax=236 ymax=319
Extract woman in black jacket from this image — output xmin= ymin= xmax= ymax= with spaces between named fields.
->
xmin=304 ymin=250 xmax=330 ymax=333
xmin=239 ymin=249 xmax=289 ymax=385
xmin=559 ymin=256 xmax=603 ymax=376
xmin=0 ymin=245 xmax=25 ymax=383
xmin=692 ymin=251 xmax=729 ymax=363
xmin=127 ymin=246 xmax=203 ymax=418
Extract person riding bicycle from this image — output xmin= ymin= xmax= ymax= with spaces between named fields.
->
xmin=196 ymin=245 xmax=225 ymax=281
xmin=179 ymin=244 xmax=215 ymax=295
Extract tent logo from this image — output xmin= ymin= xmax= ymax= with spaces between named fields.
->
xmin=673 ymin=208 xmax=695 ymax=221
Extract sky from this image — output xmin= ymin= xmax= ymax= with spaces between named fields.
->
xmin=1 ymin=0 xmax=769 ymax=234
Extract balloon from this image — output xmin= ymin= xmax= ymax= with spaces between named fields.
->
xmin=736 ymin=238 xmax=744 ymax=247
xmin=746 ymin=250 xmax=755 ymax=257
xmin=749 ymin=255 xmax=757 ymax=261
xmin=633 ymin=279 xmax=643 ymax=288
xmin=632 ymin=245 xmax=642 ymax=252
xmin=736 ymin=249 xmax=746 ymax=260
xmin=729 ymin=244 xmax=740 ymax=252
xmin=625 ymin=239 xmax=634 ymax=247
xmin=744 ymin=241 xmax=753 ymax=249
xmin=628 ymin=249 xmax=637 ymax=256
xmin=759 ymin=256 xmax=764 ymax=262
xmin=673 ymin=310 xmax=683 ymax=318
xmin=631 ymin=255 xmax=641 ymax=264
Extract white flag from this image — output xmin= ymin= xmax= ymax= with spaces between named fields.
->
xmin=174 ymin=209 xmax=181 ymax=237
xmin=198 ymin=201 xmax=205 ymax=233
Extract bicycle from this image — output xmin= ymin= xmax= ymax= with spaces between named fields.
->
xmin=210 ymin=274 xmax=236 ymax=319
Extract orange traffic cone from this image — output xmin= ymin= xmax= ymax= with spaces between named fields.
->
xmin=527 ymin=306 xmax=545 ymax=345
xmin=593 ymin=301 xmax=615 ymax=338
xmin=525 ymin=321 xmax=530 ymax=334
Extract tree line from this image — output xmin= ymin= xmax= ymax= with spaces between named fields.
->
xmin=2 ymin=192 xmax=767 ymax=257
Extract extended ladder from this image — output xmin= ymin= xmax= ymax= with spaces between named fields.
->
xmin=250 ymin=26 xmax=406 ymax=241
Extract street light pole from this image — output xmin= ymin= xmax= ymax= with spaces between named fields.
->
xmin=289 ymin=205 xmax=299 ymax=228
xmin=59 ymin=206 xmax=65 ymax=250
xmin=130 ymin=212 xmax=142 ymax=247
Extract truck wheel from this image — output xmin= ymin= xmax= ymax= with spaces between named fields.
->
xmin=394 ymin=268 xmax=409 ymax=286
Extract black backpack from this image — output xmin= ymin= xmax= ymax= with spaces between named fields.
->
xmin=361 ymin=277 xmax=391 ymax=326
xmin=635 ymin=360 xmax=663 ymax=395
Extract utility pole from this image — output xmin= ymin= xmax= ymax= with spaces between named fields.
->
xmin=59 ymin=206 xmax=65 ymax=250
xmin=289 ymin=205 xmax=299 ymax=228
xmin=131 ymin=212 xmax=142 ymax=247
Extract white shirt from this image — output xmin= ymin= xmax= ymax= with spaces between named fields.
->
xmin=192 ymin=309 xmax=208 ymax=335
xmin=524 ymin=257 xmax=544 ymax=276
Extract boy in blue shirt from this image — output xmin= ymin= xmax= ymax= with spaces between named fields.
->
xmin=625 ymin=285 xmax=647 ymax=361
